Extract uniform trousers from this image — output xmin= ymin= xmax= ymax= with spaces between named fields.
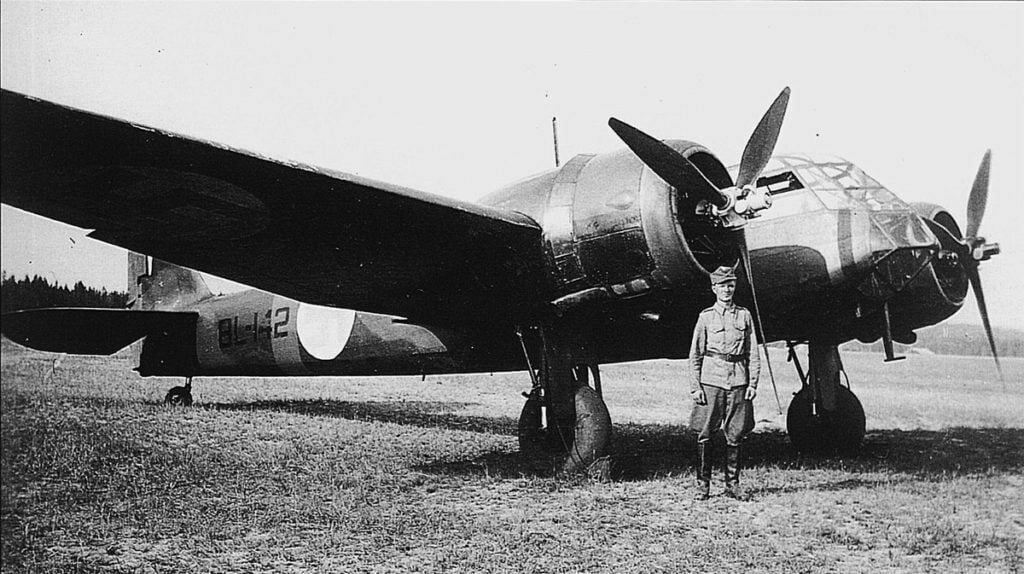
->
xmin=690 ymin=385 xmax=754 ymax=446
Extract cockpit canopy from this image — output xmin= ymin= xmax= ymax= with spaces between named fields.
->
xmin=731 ymin=154 xmax=935 ymax=251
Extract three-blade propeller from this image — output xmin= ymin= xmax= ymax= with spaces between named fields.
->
xmin=609 ymin=87 xmax=792 ymax=412
xmin=925 ymin=151 xmax=1002 ymax=380
xmin=962 ymin=150 xmax=1002 ymax=380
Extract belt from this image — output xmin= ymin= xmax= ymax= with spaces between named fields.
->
xmin=705 ymin=351 xmax=748 ymax=363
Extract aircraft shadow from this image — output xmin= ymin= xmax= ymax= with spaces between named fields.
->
xmin=206 ymin=398 xmax=1024 ymax=484
xmin=417 ymin=424 xmax=1024 ymax=484
xmin=208 ymin=398 xmax=520 ymax=436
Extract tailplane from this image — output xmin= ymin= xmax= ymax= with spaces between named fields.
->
xmin=2 ymin=307 xmax=196 ymax=355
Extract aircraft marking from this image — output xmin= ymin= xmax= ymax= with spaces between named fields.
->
xmin=296 ymin=304 xmax=357 ymax=360
xmin=271 ymin=297 xmax=306 ymax=375
xmin=216 ymin=307 xmax=289 ymax=349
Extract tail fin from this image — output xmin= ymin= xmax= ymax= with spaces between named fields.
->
xmin=127 ymin=252 xmax=148 ymax=307
xmin=128 ymin=253 xmax=212 ymax=311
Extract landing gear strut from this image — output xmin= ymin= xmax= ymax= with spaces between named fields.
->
xmin=516 ymin=327 xmax=612 ymax=474
xmin=164 ymin=376 xmax=194 ymax=407
xmin=786 ymin=343 xmax=865 ymax=453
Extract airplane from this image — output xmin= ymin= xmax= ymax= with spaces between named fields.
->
xmin=0 ymin=87 xmax=1003 ymax=473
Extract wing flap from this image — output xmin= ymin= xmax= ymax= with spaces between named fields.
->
xmin=2 ymin=308 xmax=197 ymax=355
xmin=1 ymin=90 xmax=548 ymax=325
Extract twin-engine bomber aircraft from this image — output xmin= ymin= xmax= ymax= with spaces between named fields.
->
xmin=1 ymin=88 xmax=1003 ymax=471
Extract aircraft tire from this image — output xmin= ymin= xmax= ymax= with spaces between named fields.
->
xmin=518 ymin=385 xmax=612 ymax=475
xmin=164 ymin=386 xmax=193 ymax=407
xmin=787 ymin=386 xmax=865 ymax=454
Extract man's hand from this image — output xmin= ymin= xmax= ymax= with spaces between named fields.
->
xmin=745 ymin=386 xmax=757 ymax=401
xmin=691 ymin=389 xmax=707 ymax=405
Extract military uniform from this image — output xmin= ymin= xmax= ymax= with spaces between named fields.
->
xmin=688 ymin=266 xmax=761 ymax=500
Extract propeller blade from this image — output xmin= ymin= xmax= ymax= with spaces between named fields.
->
xmin=737 ymin=234 xmax=782 ymax=414
xmin=735 ymin=87 xmax=791 ymax=189
xmin=608 ymin=117 xmax=727 ymax=208
xmin=966 ymin=265 xmax=1003 ymax=382
xmin=966 ymin=149 xmax=991 ymax=239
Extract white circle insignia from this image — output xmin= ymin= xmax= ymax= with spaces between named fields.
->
xmin=295 ymin=304 xmax=357 ymax=361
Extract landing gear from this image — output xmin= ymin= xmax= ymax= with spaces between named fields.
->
xmin=516 ymin=327 xmax=612 ymax=474
xmin=787 ymin=385 xmax=865 ymax=454
xmin=786 ymin=343 xmax=865 ymax=454
xmin=519 ymin=382 xmax=612 ymax=474
xmin=164 ymin=377 xmax=193 ymax=406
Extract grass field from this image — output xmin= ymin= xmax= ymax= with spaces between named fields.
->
xmin=2 ymin=339 xmax=1022 ymax=573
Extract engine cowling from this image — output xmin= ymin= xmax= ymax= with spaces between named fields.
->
xmin=909 ymin=202 xmax=969 ymax=305
xmin=482 ymin=140 xmax=738 ymax=309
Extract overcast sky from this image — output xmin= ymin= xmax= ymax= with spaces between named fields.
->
xmin=1 ymin=2 xmax=1021 ymax=328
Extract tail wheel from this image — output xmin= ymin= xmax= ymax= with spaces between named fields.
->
xmin=518 ymin=385 xmax=612 ymax=474
xmin=164 ymin=386 xmax=193 ymax=407
xmin=787 ymin=385 xmax=865 ymax=454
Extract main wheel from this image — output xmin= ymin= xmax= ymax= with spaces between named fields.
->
xmin=164 ymin=386 xmax=193 ymax=407
xmin=787 ymin=385 xmax=865 ymax=454
xmin=518 ymin=385 xmax=612 ymax=474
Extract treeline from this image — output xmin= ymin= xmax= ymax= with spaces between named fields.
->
xmin=1 ymin=272 xmax=129 ymax=313
xmin=841 ymin=323 xmax=1024 ymax=358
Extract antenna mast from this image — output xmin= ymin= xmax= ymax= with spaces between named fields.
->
xmin=552 ymin=117 xmax=560 ymax=167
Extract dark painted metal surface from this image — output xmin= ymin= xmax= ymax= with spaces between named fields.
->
xmin=0 ymin=91 xmax=983 ymax=378
xmin=0 ymin=89 xmax=548 ymax=327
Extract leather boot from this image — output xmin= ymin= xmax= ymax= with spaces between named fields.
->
xmin=724 ymin=445 xmax=747 ymax=500
xmin=694 ymin=442 xmax=711 ymax=501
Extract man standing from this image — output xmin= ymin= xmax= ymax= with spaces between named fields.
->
xmin=689 ymin=265 xmax=761 ymax=500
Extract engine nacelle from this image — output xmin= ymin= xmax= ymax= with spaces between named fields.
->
xmin=482 ymin=140 xmax=738 ymax=310
xmin=889 ymin=202 xmax=970 ymax=327
xmin=911 ymin=202 xmax=963 ymax=241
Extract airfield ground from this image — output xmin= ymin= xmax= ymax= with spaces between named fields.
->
xmin=1 ymin=339 xmax=1022 ymax=573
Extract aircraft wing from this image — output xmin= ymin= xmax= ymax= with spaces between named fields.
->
xmin=1 ymin=90 xmax=547 ymax=325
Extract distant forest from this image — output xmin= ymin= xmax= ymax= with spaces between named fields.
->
xmin=1 ymin=272 xmax=129 ymax=313
xmin=842 ymin=323 xmax=1024 ymax=358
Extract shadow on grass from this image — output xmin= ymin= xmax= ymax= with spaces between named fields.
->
xmin=208 ymin=399 xmax=520 ymax=436
xmin=417 ymin=424 xmax=1024 ymax=483
xmin=613 ymin=424 xmax=1023 ymax=479
xmin=205 ymin=398 xmax=1024 ymax=483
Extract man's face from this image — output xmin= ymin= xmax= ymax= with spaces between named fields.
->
xmin=713 ymin=280 xmax=736 ymax=304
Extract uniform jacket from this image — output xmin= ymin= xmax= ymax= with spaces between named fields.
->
xmin=689 ymin=302 xmax=761 ymax=393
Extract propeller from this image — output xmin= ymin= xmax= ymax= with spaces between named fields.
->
xmin=607 ymin=117 xmax=728 ymax=209
xmin=961 ymin=150 xmax=1002 ymax=380
xmin=966 ymin=150 xmax=991 ymax=239
xmin=609 ymin=87 xmax=792 ymax=413
xmin=926 ymin=151 xmax=1002 ymax=380
xmin=609 ymin=87 xmax=790 ymax=218
xmin=734 ymin=88 xmax=791 ymax=414
xmin=735 ymin=87 xmax=791 ymax=189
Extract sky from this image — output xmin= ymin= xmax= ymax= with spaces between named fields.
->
xmin=1 ymin=2 xmax=1021 ymax=327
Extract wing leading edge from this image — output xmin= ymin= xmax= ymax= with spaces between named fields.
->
xmin=1 ymin=90 xmax=548 ymax=325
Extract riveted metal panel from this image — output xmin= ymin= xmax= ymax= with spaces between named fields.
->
xmin=544 ymin=154 xmax=595 ymax=288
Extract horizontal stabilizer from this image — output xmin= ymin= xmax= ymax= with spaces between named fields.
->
xmin=2 ymin=308 xmax=197 ymax=355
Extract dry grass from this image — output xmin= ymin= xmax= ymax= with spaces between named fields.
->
xmin=2 ymin=339 xmax=1022 ymax=573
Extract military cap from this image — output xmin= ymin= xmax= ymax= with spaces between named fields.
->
xmin=709 ymin=265 xmax=737 ymax=284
